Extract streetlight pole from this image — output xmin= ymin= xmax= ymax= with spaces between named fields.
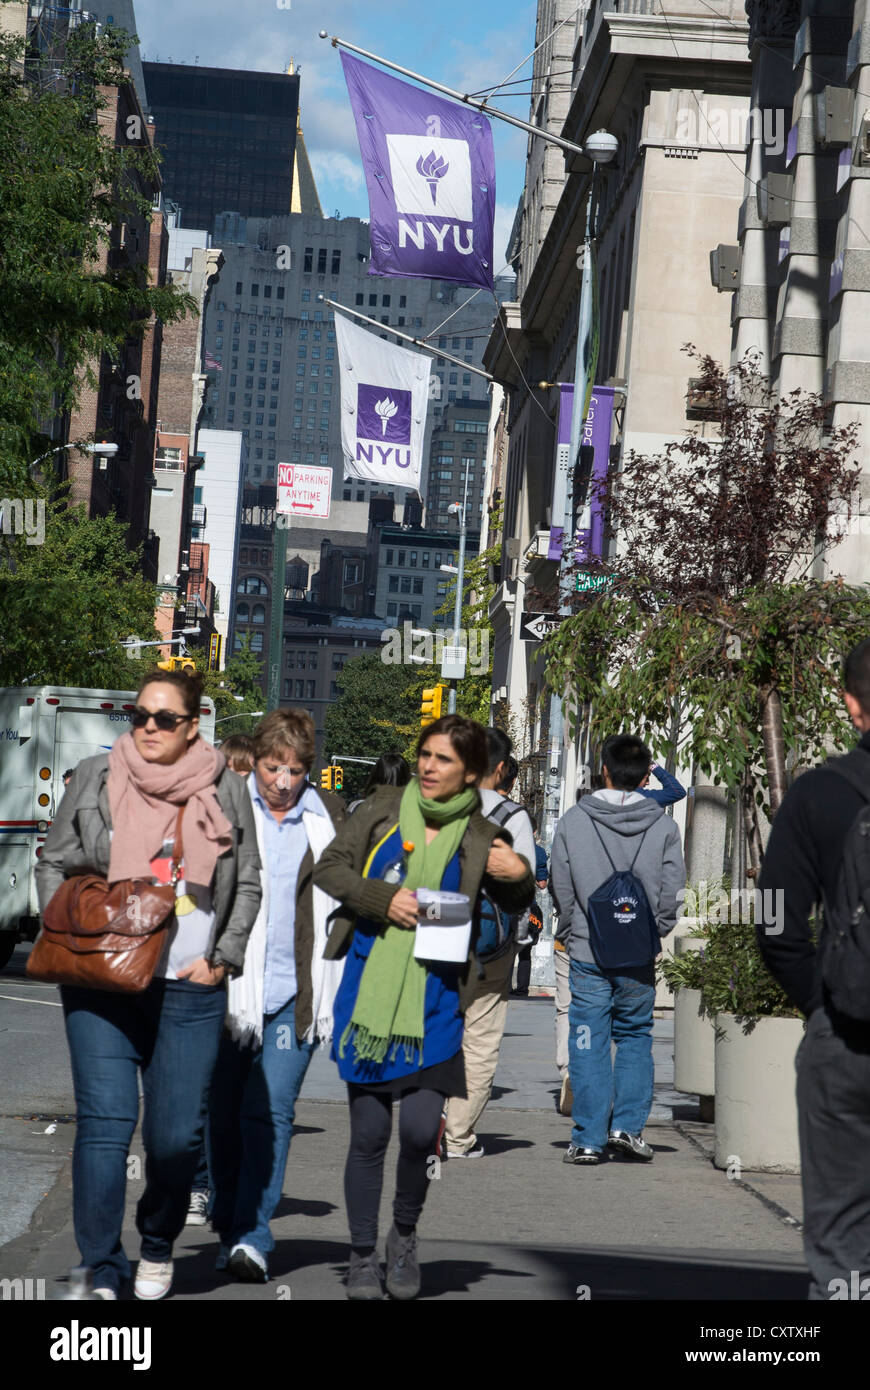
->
xmin=542 ymin=131 xmax=618 ymax=852
xmin=446 ymin=457 xmax=471 ymax=716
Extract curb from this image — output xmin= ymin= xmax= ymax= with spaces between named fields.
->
xmin=673 ymin=1119 xmax=804 ymax=1234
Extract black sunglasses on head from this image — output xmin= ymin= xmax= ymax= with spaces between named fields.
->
xmin=131 ymin=706 xmax=193 ymax=731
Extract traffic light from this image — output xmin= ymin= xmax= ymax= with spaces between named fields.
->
xmin=333 ymin=766 xmax=343 ymax=792
xmin=420 ymin=684 xmax=446 ymax=727
xmin=320 ymin=767 xmax=333 ymax=791
xmin=157 ymin=656 xmax=196 ymax=674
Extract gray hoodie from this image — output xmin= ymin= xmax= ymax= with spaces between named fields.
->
xmin=550 ymin=790 xmax=686 ymax=965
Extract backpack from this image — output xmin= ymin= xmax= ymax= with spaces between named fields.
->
xmin=585 ymin=821 xmax=661 ymax=970
xmin=470 ymin=799 xmax=527 ymax=975
xmin=820 ymin=751 xmax=870 ymax=1022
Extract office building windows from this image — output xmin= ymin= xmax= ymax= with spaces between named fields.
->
xmin=304 ymin=247 xmax=313 ymax=272
xmin=331 ymin=250 xmax=341 ymax=275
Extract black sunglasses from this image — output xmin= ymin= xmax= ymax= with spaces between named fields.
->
xmin=131 ymin=706 xmax=193 ymax=732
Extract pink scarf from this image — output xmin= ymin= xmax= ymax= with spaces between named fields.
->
xmin=106 ymin=732 xmax=233 ymax=887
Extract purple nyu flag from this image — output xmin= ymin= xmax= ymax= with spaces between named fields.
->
xmin=548 ymin=385 xmax=616 ymax=563
xmin=340 ymin=51 xmax=495 ymax=291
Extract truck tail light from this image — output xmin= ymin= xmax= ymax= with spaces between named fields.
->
xmin=39 ymin=767 xmax=51 ymax=780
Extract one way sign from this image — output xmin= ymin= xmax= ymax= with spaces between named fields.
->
xmin=520 ymin=612 xmax=564 ymax=642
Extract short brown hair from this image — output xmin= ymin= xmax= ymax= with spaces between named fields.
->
xmin=138 ymin=667 xmax=203 ymax=719
xmin=252 ymin=709 xmax=315 ymax=768
xmin=416 ymin=715 xmax=488 ymax=783
xmin=219 ymin=733 xmax=255 ymax=772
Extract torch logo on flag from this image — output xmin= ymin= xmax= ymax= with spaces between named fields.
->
xmin=416 ymin=150 xmax=449 ymax=205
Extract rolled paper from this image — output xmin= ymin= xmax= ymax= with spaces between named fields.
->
xmin=175 ymin=893 xmax=198 ymax=916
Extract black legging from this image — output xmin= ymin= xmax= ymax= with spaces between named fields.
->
xmin=345 ymin=1085 xmax=444 ymax=1248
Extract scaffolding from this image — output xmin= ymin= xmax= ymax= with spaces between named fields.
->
xmin=25 ymin=2 xmax=96 ymax=93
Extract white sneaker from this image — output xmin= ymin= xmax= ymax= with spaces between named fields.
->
xmin=93 ymin=1287 xmax=117 ymax=1300
xmin=228 ymin=1243 xmax=268 ymax=1283
xmin=134 ymin=1259 xmax=173 ymax=1301
xmin=186 ymin=1190 xmax=209 ymax=1226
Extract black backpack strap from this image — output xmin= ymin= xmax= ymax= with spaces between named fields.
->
xmin=824 ymin=749 xmax=870 ymax=803
xmin=589 ymin=818 xmax=648 ymax=874
xmin=489 ymin=798 xmax=525 ymax=829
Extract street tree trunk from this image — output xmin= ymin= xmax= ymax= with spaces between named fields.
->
xmin=760 ymin=683 xmax=787 ymax=815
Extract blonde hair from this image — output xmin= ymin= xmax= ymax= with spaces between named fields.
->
xmin=252 ymin=709 xmax=315 ymax=769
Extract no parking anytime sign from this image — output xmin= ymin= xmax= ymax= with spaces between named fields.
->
xmin=276 ymin=464 xmax=332 ymax=519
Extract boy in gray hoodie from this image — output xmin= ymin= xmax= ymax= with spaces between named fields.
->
xmin=550 ymin=734 xmax=685 ymax=1164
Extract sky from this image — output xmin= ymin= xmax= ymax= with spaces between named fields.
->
xmin=132 ymin=0 xmax=544 ymax=273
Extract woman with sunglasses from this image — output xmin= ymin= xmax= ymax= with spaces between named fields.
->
xmin=36 ymin=668 xmax=260 ymax=1301
xmin=313 ymin=715 xmax=535 ymax=1300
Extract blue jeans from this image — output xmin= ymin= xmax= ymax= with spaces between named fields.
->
xmin=61 ymin=977 xmax=227 ymax=1294
xmin=209 ymin=997 xmax=316 ymax=1259
xmin=567 ymin=958 xmax=656 ymax=1152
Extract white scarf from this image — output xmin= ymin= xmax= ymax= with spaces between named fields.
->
xmin=226 ymin=787 xmax=344 ymax=1049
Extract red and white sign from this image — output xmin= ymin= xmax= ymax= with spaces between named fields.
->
xmin=276 ymin=463 xmax=332 ymax=519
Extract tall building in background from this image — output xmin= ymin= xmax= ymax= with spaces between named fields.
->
xmin=141 ymin=61 xmax=300 ymax=230
xmin=80 ymin=0 xmax=147 ymax=110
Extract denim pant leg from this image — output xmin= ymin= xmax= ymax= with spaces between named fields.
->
xmin=209 ymin=1027 xmax=255 ymax=1244
xmin=232 ymin=998 xmax=316 ymax=1256
xmin=567 ymin=960 xmax=614 ymax=1152
xmin=610 ymin=964 xmax=656 ymax=1136
xmin=61 ymin=987 xmax=145 ymax=1294
xmin=136 ymin=979 xmax=227 ymax=1261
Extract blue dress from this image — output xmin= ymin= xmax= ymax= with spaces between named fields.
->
xmin=331 ymin=824 xmax=465 ymax=1088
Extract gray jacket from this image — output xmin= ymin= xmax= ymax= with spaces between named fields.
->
xmin=550 ymin=791 xmax=686 ymax=965
xmin=35 ymin=753 xmax=262 ymax=973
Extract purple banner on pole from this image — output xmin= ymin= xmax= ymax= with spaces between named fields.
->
xmin=548 ymin=385 xmax=616 ymax=563
xmin=340 ymin=51 xmax=495 ymax=291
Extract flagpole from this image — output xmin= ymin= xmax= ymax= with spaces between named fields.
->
xmin=318 ymin=31 xmax=587 ymax=159
xmin=317 ymin=295 xmax=495 ymax=381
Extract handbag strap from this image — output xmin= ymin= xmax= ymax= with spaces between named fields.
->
xmin=169 ymin=806 xmax=186 ymax=887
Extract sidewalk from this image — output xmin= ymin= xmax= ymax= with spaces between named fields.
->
xmin=0 ymin=1000 xmax=808 ymax=1300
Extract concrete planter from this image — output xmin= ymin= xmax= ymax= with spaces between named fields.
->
xmin=655 ymin=915 xmax=703 ymax=1010
xmin=672 ymin=935 xmax=716 ymax=1110
xmin=713 ymin=1013 xmax=804 ymax=1174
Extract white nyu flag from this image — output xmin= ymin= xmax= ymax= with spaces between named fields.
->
xmin=335 ymin=314 xmax=431 ymax=489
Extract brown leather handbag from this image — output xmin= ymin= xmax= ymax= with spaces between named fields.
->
xmin=27 ymin=810 xmax=185 ymax=994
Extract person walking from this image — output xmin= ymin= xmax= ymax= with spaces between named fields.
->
xmin=757 ymin=637 xmax=870 ymax=1300
xmin=513 ymin=816 xmax=548 ymax=998
xmin=208 ymin=709 xmax=346 ymax=1284
xmin=35 ymin=668 xmax=261 ymax=1300
xmin=550 ymin=734 xmax=685 ymax=1165
xmin=313 ymin=715 xmax=534 ymax=1300
xmin=443 ymin=727 xmax=536 ymax=1158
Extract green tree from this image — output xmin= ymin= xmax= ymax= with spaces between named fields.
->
xmin=541 ymin=350 xmax=867 ymax=873
xmin=201 ymin=635 xmax=265 ymax=733
xmin=323 ymin=651 xmax=420 ymax=798
xmin=0 ymin=15 xmax=194 ymax=487
xmin=429 ymin=500 xmax=502 ymax=722
xmin=0 ymin=498 xmax=159 ymax=688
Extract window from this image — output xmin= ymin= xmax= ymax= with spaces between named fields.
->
xmin=385 ymin=550 xmax=394 ymax=565
xmin=399 ymin=295 xmax=407 ymax=308
xmin=410 ymin=552 xmax=417 ymax=567
xmin=295 ymin=680 xmax=304 ymax=698
xmin=331 ymin=250 xmax=341 ymax=275
xmin=388 ymin=575 xmax=399 ymax=592
xmin=312 ymin=348 xmax=320 ymax=361
xmin=449 ymin=372 xmax=457 ymax=385
xmin=251 ymin=284 xmax=259 ymax=297
xmin=397 ymin=552 xmax=405 ymax=567
xmin=387 ymin=602 xmax=398 ymax=618
xmin=237 ymin=576 xmax=269 ymax=595
xmin=422 ymin=552 xmax=430 ymax=568
xmin=330 ymin=682 xmax=339 ymax=699
xmin=285 ymin=650 xmax=295 ymax=671
xmin=463 ymin=374 xmax=471 ymax=386
xmin=325 ymin=348 xmax=334 ymax=361
xmin=250 ymin=632 xmax=264 ymax=652
xmin=332 ymin=653 xmax=346 ymax=670
xmin=252 ymin=603 xmax=266 ymax=624
xmin=303 ymin=247 xmax=313 ymax=273
xmin=227 ymin=410 xmax=235 ymax=423
xmin=235 ymin=282 xmax=243 ymax=295
xmin=369 ymin=294 xmax=377 ymax=306
xmin=298 ymin=347 xmax=307 ymax=360
xmin=343 ymin=488 xmax=351 ymax=500
xmin=309 ymin=652 xmax=318 ymax=670
xmin=355 ymin=293 xmax=364 ymax=305
xmin=413 ymin=578 xmax=424 ymax=594
xmin=306 ymin=680 xmax=316 ymax=699
xmin=277 ymin=286 xmax=285 ymax=300
xmin=400 ymin=576 xmax=412 ymax=594
xmin=317 ymin=248 xmax=327 ymax=274
xmin=235 ymin=602 xmax=250 ymax=623
xmin=382 ymin=295 xmax=391 ymax=307
xmin=257 ymin=396 xmax=265 ymax=408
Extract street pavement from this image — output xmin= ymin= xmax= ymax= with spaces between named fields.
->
xmin=0 ymin=943 xmax=808 ymax=1300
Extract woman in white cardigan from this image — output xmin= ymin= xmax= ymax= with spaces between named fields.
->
xmin=208 ymin=710 xmax=346 ymax=1284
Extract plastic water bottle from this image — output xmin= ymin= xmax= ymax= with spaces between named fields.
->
xmin=381 ymin=840 xmax=415 ymax=884
xmin=52 ymin=1266 xmax=102 ymax=1300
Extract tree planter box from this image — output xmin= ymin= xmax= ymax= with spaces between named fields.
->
xmin=655 ymin=916 xmax=702 ymax=1010
xmin=673 ymin=935 xmax=716 ymax=1105
xmin=713 ymin=1013 xmax=804 ymax=1173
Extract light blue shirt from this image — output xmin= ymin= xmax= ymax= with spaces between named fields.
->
xmin=249 ymin=777 xmax=327 ymax=1017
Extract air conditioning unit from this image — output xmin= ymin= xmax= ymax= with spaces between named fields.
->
xmin=709 ymin=244 xmax=739 ymax=292
xmin=814 ymin=87 xmax=853 ymax=147
xmin=756 ymin=173 xmax=793 ymax=227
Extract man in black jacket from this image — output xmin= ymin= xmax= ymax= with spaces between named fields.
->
xmin=758 ymin=636 xmax=870 ymax=1300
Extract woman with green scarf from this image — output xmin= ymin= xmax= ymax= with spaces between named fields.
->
xmin=314 ymin=715 xmax=534 ymax=1300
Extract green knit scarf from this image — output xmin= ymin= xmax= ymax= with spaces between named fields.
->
xmin=340 ymin=779 xmax=478 ymax=1067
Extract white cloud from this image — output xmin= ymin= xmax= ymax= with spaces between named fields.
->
xmin=310 ymin=151 xmax=365 ymax=196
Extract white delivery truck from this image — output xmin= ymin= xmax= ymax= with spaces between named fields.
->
xmin=0 ymin=685 xmax=216 ymax=970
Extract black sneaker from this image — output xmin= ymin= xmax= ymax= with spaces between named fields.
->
xmin=563 ymin=1144 xmax=601 ymax=1165
xmin=346 ymin=1249 xmax=384 ymax=1301
xmin=385 ymin=1225 xmax=420 ymax=1300
xmin=608 ymin=1130 xmax=654 ymax=1161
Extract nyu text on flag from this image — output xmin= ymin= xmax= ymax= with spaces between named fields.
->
xmin=340 ymin=51 xmax=495 ymax=291
xmin=335 ymin=313 xmax=431 ymax=489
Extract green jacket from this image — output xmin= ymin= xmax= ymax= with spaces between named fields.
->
xmin=313 ymin=786 xmax=535 ymax=1009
